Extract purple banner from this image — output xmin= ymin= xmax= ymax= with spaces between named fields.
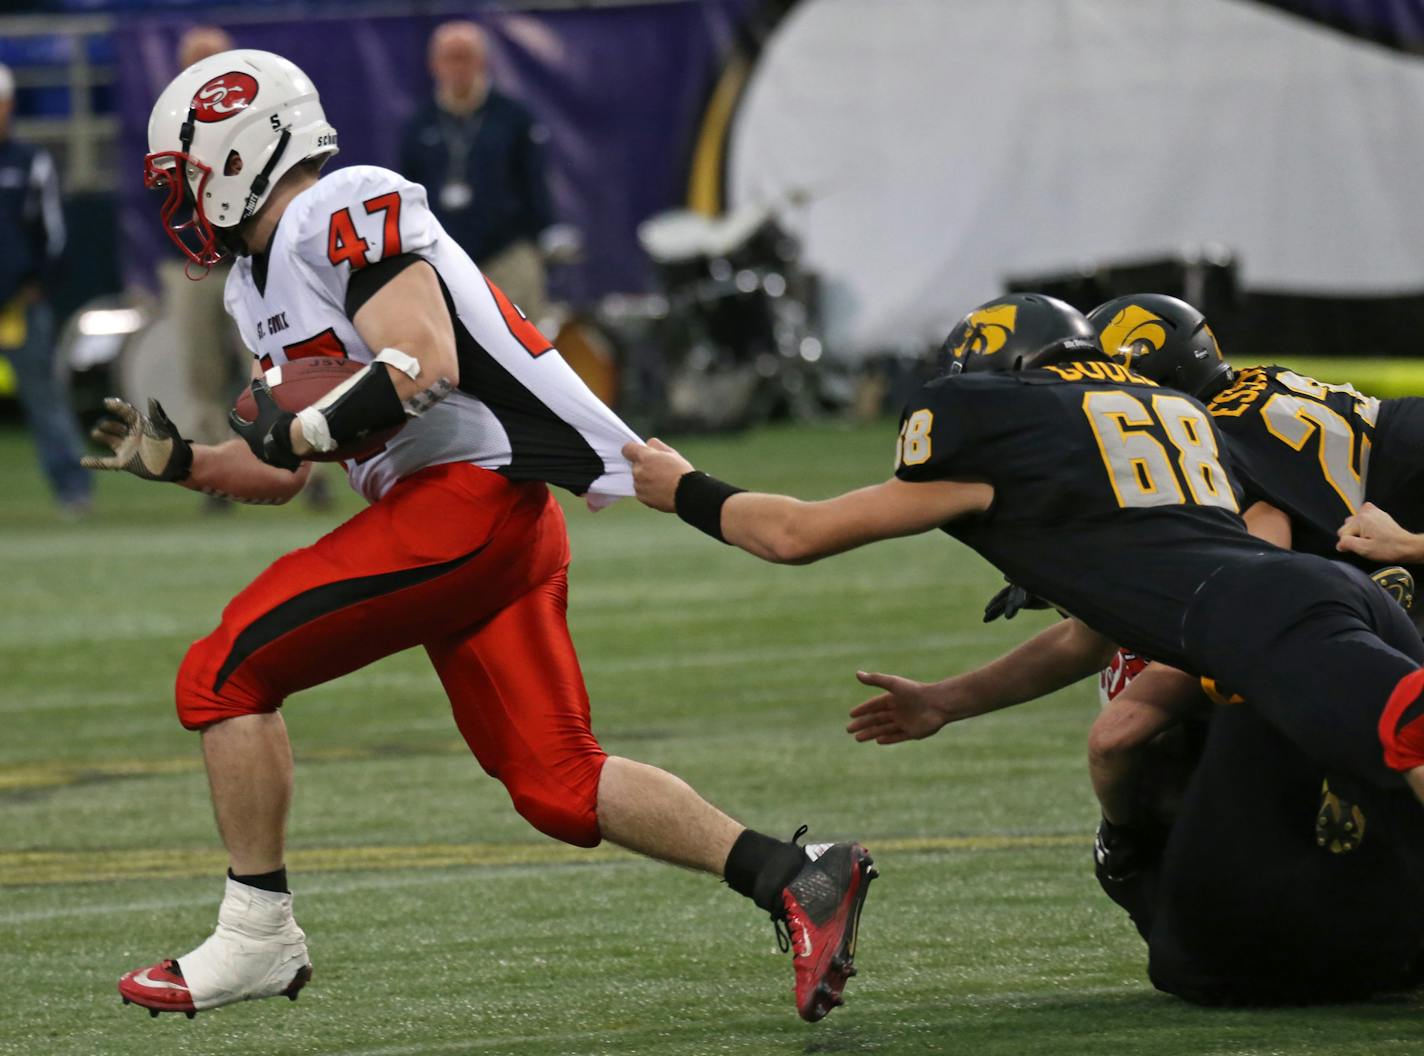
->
xmin=115 ymin=1 xmax=755 ymax=302
xmin=1252 ymin=1 xmax=1424 ymax=51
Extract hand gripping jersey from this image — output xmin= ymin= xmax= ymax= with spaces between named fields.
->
xmin=224 ymin=165 xmax=638 ymax=504
xmin=1206 ymin=366 xmax=1378 ymax=560
xmin=895 ymin=360 xmax=1270 ymax=668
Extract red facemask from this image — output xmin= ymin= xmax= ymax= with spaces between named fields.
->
xmin=143 ymin=150 xmax=227 ymax=277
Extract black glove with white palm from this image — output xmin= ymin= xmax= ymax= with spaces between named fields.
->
xmin=82 ymin=397 xmax=193 ymax=482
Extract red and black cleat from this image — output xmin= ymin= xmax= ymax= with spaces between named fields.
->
xmin=779 ymin=842 xmax=877 ymax=1022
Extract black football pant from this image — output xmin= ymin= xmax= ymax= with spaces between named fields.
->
xmin=1102 ymin=706 xmax=1424 ymax=1005
xmin=1108 ymin=550 xmax=1424 ymax=1004
xmin=1183 ymin=551 xmax=1424 ymax=790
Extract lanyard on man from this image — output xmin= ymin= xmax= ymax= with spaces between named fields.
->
xmin=437 ymin=108 xmax=483 ymax=211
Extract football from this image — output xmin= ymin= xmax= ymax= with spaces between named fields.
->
xmin=233 ymin=357 xmax=404 ymax=463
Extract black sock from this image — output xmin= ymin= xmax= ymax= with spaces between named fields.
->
xmin=723 ymin=830 xmax=806 ymax=916
xmin=228 ymin=866 xmax=289 ymax=894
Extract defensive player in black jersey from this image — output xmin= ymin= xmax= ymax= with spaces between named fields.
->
xmin=1090 ymin=293 xmax=1424 ymax=588
xmin=1078 ymin=294 xmax=1420 ymax=852
xmin=623 ymin=293 xmax=1424 ymax=1002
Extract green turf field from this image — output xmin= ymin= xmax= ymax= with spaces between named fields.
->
xmin=2 ymin=421 xmax=1421 ymax=1056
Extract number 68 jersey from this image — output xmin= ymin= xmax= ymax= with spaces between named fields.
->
xmin=223 ymin=165 xmax=639 ymax=505
xmin=894 ymin=361 xmax=1268 ymax=668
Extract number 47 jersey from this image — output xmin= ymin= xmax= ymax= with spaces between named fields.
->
xmin=894 ymin=361 xmax=1269 ymax=668
xmin=223 ymin=165 xmax=639 ymax=505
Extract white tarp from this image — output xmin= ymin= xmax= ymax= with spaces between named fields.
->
xmin=729 ymin=0 xmax=1424 ymax=355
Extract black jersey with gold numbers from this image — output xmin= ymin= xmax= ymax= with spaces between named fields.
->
xmin=1205 ymin=366 xmax=1379 ymax=561
xmin=895 ymin=360 xmax=1270 ymax=668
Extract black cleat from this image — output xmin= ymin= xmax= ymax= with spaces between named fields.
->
xmin=1317 ymin=777 xmax=1366 ymax=853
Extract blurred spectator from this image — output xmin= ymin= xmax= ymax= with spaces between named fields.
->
xmin=160 ymin=26 xmax=245 ymax=454
xmin=400 ymin=20 xmax=579 ymax=326
xmin=0 ymin=63 xmax=93 ymax=516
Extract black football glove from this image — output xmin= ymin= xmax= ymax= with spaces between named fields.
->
xmin=82 ymin=397 xmax=193 ymax=482
xmin=982 ymin=580 xmax=1051 ymax=623
xmin=230 ymin=377 xmax=301 ymax=471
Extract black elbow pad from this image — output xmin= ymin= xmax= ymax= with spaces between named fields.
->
xmin=296 ymin=359 xmax=409 ymax=452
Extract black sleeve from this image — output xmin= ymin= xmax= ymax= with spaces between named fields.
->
xmin=894 ymin=378 xmax=971 ymax=483
xmin=344 ymin=253 xmax=426 ymax=320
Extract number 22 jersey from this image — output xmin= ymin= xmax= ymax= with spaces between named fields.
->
xmin=223 ymin=165 xmax=638 ymax=505
xmin=894 ymin=361 xmax=1271 ymax=668
xmin=1206 ymin=366 xmax=1378 ymax=561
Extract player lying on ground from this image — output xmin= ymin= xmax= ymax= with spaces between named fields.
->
xmin=623 ymin=293 xmax=1424 ymax=808
xmin=847 ymin=575 xmax=1424 ymax=1003
xmin=82 ymin=49 xmax=873 ymax=1024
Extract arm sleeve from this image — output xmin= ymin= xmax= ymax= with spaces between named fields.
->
xmin=894 ymin=379 xmax=971 ymax=483
xmin=290 ymin=167 xmax=442 ymax=312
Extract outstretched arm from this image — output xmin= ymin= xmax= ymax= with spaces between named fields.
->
xmin=84 ymin=389 xmax=311 ymax=505
xmin=846 ymin=617 xmax=1116 ymax=744
xmin=622 ymin=438 xmax=993 ymax=563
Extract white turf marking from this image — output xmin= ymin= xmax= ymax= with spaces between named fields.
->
xmin=1 ymin=835 xmax=1082 ymax=920
xmin=0 ymin=630 xmax=1000 ymax=717
xmin=318 ymin=987 xmax=1147 ymax=1056
xmin=0 ymin=860 xmax=648 ymax=925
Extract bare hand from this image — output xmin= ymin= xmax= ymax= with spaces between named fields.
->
xmin=1338 ymin=502 xmax=1424 ymax=564
xmin=846 ymin=670 xmax=954 ymax=744
xmin=621 ymin=437 xmax=694 ymax=512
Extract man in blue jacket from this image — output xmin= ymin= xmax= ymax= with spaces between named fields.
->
xmin=398 ymin=21 xmax=578 ymax=326
xmin=0 ymin=62 xmax=91 ymax=514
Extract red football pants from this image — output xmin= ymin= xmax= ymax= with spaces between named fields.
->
xmin=176 ymin=462 xmax=607 ymax=846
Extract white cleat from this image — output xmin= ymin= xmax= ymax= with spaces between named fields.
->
xmin=118 ymin=877 xmax=311 ymax=1017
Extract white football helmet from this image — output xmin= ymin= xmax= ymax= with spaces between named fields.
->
xmin=145 ymin=49 xmax=339 ymax=271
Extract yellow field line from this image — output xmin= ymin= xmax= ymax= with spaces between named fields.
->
xmin=0 ymin=742 xmax=472 ymax=793
xmin=0 ymin=834 xmax=1085 ymax=888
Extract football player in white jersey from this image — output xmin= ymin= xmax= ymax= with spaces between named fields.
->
xmin=83 ymin=50 xmax=874 ymax=1024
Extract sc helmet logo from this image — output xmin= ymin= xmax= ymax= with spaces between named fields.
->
xmin=193 ymin=72 xmax=259 ymax=123
xmin=948 ymin=304 xmax=1018 ymax=362
xmin=1098 ymin=304 xmax=1167 ymax=367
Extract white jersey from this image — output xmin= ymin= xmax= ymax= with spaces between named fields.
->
xmin=224 ymin=165 xmax=639 ymax=505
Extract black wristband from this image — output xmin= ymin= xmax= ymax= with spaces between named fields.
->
xmin=674 ymin=471 xmax=745 ymax=543
xmin=169 ymin=437 xmax=194 ymax=482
